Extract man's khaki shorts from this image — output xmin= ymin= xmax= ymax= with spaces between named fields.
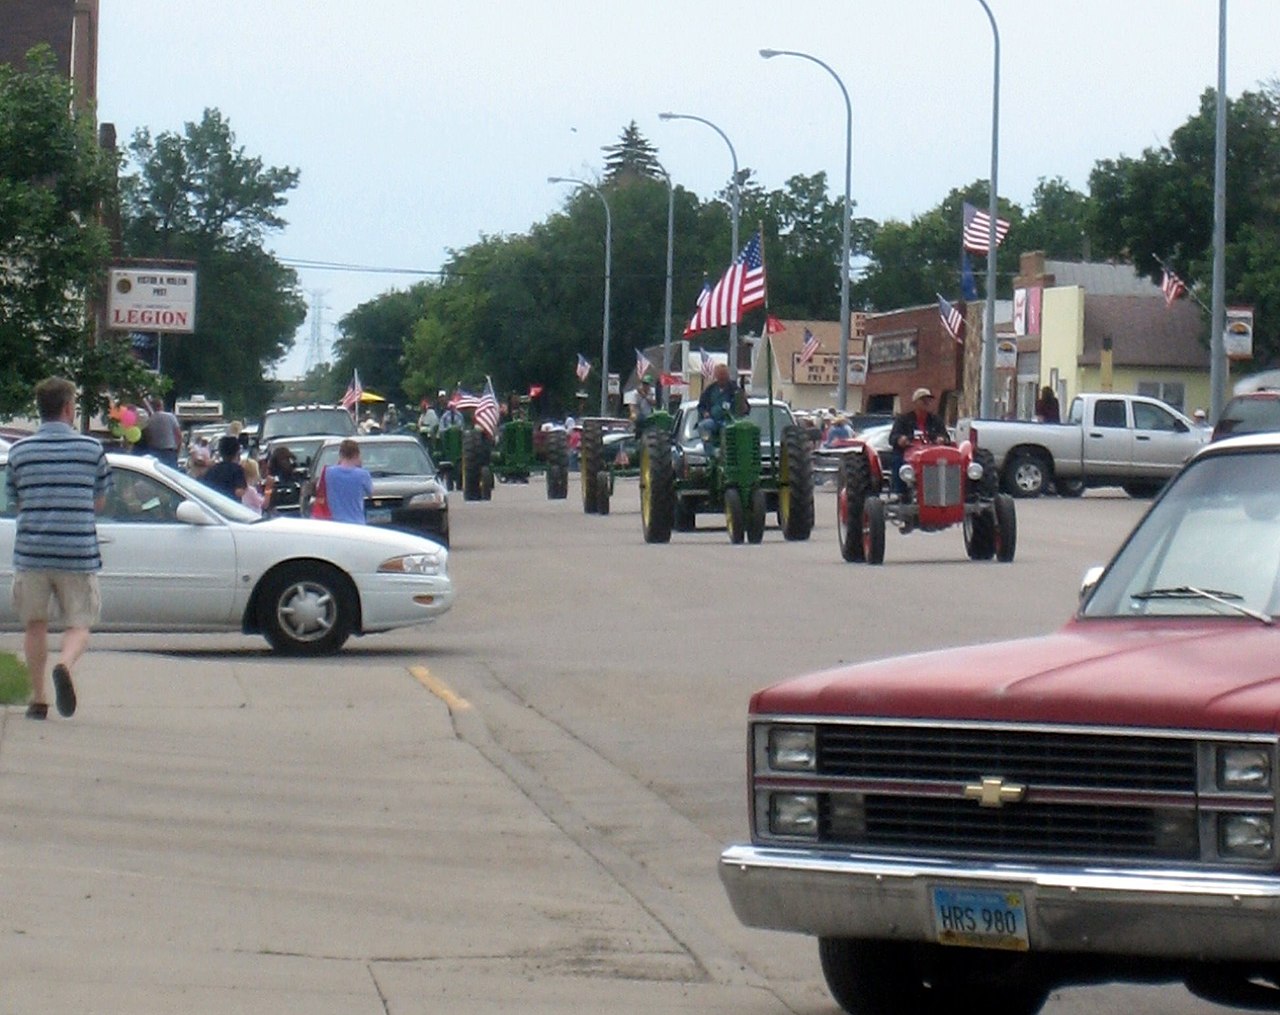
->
xmin=12 ymin=571 xmax=101 ymax=629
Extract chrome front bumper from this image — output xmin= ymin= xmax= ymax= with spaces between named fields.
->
xmin=719 ymin=844 xmax=1280 ymax=961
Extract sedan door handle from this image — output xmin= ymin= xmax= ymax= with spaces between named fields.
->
xmin=1135 ymin=435 xmax=1151 ymax=441
xmin=1088 ymin=432 xmax=1104 ymax=439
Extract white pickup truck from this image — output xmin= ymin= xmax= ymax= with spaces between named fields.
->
xmin=957 ymin=393 xmax=1208 ymax=498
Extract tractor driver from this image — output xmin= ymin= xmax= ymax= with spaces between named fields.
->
xmin=697 ymin=362 xmax=745 ymax=447
xmin=888 ymin=387 xmax=949 ymax=498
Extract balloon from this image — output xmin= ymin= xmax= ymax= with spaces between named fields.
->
xmin=123 ymin=425 xmax=142 ymax=444
xmin=120 ymin=407 xmax=137 ymax=427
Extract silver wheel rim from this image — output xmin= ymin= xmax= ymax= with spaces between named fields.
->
xmin=275 ymin=580 xmax=337 ymax=643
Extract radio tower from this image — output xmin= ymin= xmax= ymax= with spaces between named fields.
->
xmin=304 ymin=290 xmax=329 ymax=375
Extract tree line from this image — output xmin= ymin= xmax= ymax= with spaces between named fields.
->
xmin=4 ymin=43 xmax=1278 ymax=420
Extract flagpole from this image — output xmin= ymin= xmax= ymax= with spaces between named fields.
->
xmin=759 ymin=223 xmax=777 ymax=473
xmin=976 ymin=0 xmax=1000 ymax=419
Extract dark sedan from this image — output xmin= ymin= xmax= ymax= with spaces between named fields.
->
xmin=302 ymin=435 xmax=449 ymax=547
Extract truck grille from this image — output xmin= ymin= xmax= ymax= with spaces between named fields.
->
xmin=817 ymin=725 xmax=1196 ymax=792
xmin=922 ymin=462 xmax=961 ymax=507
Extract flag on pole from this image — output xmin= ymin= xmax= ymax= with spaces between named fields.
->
xmin=575 ymin=353 xmax=591 ymax=382
xmin=698 ymin=347 xmax=716 ymax=379
xmin=473 ymin=378 xmax=500 ymax=438
xmin=797 ymin=328 xmax=820 ymax=366
xmin=938 ymin=294 xmax=965 ymax=343
xmin=340 ymin=369 xmax=362 ymax=415
xmin=528 ymin=384 xmax=544 ymax=399
xmin=635 ymin=348 xmax=652 ymax=379
xmin=1160 ymin=267 xmax=1186 ymax=307
xmin=682 ymin=232 xmax=766 ymax=335
xmin=962 ymin=202 xmax=1011 ymax=254
xmin=960 ymin=250 xmax=979 ymax=300
xmin=682 ymin=282 xmax=711 ymax=337
xmin=765 ymin=314 xmax=786 ymax=334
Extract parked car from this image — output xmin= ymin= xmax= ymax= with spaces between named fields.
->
xmin=956 ymin=392 xmax=1208 ymax=498
xmin=1212 ymin=389 xmax=1280 ymax=441
xmin=256 ymin=405 xmax=360 ymax=513
xmin=301 ymin=435 xmax=448 ymax=546
xmin=720 ymin=432 xmax=1280 ymax=1013
xmin=0 ymin=453 xmax=453 ymax=655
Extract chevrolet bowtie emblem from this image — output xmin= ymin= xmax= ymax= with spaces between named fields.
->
xmin=964 ymin=776 xmax=1026 ymax=808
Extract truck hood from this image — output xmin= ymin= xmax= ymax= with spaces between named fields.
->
xmin=751 ymin=618 xmax=1280 ymax=733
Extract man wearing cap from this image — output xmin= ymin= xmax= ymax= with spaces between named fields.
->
xmin=888 ymin=388 xmax=949 ymax=498
xmin=633 ymin=374 xmax=656 ymax=429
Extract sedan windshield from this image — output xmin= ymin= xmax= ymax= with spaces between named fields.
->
xmin=1082 ymin=450 xmax=1280 ymax=621
xmin=314 ymin=441 xmax=435 ymax=477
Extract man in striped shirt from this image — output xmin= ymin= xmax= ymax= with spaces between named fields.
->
xmin=5 ymin=377 xmax=112 ymax=720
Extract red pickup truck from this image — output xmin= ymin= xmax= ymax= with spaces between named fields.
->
xmin=720 ymin=433 xmax=1280 ymax=1013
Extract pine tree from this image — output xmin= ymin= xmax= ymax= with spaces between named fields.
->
xmin=601 ymin=121 xmax=662 ymax=184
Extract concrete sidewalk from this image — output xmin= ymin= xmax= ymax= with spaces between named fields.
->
xmin=0 ymin=649 xmax=767 ymax=1014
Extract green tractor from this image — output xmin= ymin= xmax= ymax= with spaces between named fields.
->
xmin=639 ymin=400 xmax=814 ymax=545
xmin=578 ymin=416 xmax=647 ymax=515
xmin=429 ymin=426 xmax=464 ymax=491
xmin=455 ymin=416 xmax=570 ymax=502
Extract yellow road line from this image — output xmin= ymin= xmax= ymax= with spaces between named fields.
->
xmin=409 ymin=665 xmax=472 ymax=712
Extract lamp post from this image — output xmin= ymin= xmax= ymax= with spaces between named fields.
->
xmin=653 ymin=159 xmax=676 ymax=380
xmin=549 ymin=176 xmax=612 ymax=414
xmin=975 ymin=0 xmax=1000 ymax=419
xmin=1209 ymin=0 xmax=1227 ymax=422
xmin=658 ymin=111 xmax=741 ymax=373
xmin=760 ymin=48 xmax=853 ymax=411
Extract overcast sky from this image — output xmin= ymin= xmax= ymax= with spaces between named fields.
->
xmin=97 ymin=1 xmax=1277 ymax=380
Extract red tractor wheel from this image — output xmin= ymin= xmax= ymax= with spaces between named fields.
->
xmin=862 ymin=495 xmax=886 ymax=565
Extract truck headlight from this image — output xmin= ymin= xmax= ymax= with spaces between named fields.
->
xmin=898 ymin=463 xmax=915 ymax=486
xmin=1219 ymin=814 xmax=1274 ymax=859
xmin=967 ymin=462 xmax=985 ymax=481
xmin=770 ymin=793 xmax=819 ymax=837
xmin=767 ymin=726 xmax=816 ymax=771
xmin=1218 ymin=747 xmax=1272 ymax=791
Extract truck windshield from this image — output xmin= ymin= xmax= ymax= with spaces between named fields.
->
xmin=262 ymin=409 xmax=357 ymax=440
xmin=1081 ymin=450 xmax=1280 ymax=621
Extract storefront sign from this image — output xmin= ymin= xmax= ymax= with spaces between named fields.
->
xmin=867 ymin=330 xmax=918 ymax=372
xmin=1225 ymin=306 xmax=1254 ymax=360
xmin=108 ymin=268 xmax=197 ymax=333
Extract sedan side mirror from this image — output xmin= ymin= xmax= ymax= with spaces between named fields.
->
xmin=176 ymin=500 xmax=215 ymax=526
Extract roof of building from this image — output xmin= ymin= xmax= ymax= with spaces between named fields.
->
xmin=1079 ymin=294 xmax=1207 ymax=369
xmin=1045 ymin=260 xmax=1162 ymax=297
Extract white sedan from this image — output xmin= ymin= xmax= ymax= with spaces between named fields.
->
xmin=0 ymin=453 xmax=454 ymax=654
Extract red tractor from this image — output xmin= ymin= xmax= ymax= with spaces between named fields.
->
xmin=831 ymin=435 xmax=1015 ymax=564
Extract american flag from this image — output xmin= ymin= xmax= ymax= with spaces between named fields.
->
xmin=683 ymin=232 xmax=766 ymax=335
xmin=682 ymin=282 xmax=711 ymax=338
xmin=473 ymin=378 xmax=500 ymax=438
xmin=765 ymin=314 xmax=786 ymax=334
xmin=797 ymin=328 xmax=820 ymax=366
xmin=937 ymin=294 xmax=965 ymax=343
xmin=575 ymin=353 xmax=591 ymax=382
xmin=698 ymin=346 xmax=716 ymax=379
xmin=1160 ymin=267 xmax=1186 ymax=307
xmin=635 ymin=348 xmax=652 ymax=378
xmin=962 ymin=202 xmax=1010 ymax=254
xmin=340 ymin=369 xmax=362 ymax=415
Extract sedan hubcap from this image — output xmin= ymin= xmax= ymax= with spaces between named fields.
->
xmin=277 ymin=581 xmax=336 ymax=641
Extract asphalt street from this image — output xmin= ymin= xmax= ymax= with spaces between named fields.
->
xmin=0 ymin=477 xmax=1242 ymax=1013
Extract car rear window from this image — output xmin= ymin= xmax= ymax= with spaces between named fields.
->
xmin=1217 ymin=397 xmax=1280 ymax=436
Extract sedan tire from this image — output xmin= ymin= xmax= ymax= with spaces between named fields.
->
xmin=259 ymin=562 xmax=357 ymax=656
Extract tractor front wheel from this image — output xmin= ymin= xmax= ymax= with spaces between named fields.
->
xmin=863 ymin=495 xmax=886 ymax=565
xmin=994 ymin=492 xmax=1017 ymax=562
xmin=725 ymin=487 xmax=746 ymax=544
xmin=838 ymin=454 xmax=872 ymax=563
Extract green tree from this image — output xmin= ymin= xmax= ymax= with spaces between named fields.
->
xmin=1017 ymin=177 xmax=1095 ymax=261
xmin=601 ymin=121 xmax=662 ymax=184
xmin=120 ymin=108 xmax=306 ymax=416
xmin=0 ymin=47 xmax=151 ymax=417
xmin=331 ymin=282 xmax=433 ymax=405
xmin=1089 ymin=83 xmax=1280 ymax=362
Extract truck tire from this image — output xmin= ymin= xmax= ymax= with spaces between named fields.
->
xmin=639 ymin=433 xmax=674 ymax=544
xmin=1003 ymin=450 xmax=1049 ymax=498
xmin=838 ymin=454 xmax=872 ymax=563
xmin=779 ymin=424 xmax=814 ymax=540
xmin=994 ymin=492 xmax=1017 ymax=562
xmin=819 ymin=939 xmax=927 ymax=1015
xmin=1054 ymin=476 xmax=1085 ymax=497
xmin=1122 ymin=480 xmax=1164 ymax=499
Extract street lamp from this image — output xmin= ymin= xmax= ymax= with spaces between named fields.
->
xmin=652 ymin=159 xmax=676 ymax=380
xmin=975 ymin=0 xmax=1001 ymax=419
xmin=658 ymin=111 xmax=742 ymax=373
xmin=760 ymin=48 xmax=853 ymax=412
xmin=549 ymin=176 xmax=612 ymax=414
xmin=1209 ymin=0 xmax=1227 ymax=422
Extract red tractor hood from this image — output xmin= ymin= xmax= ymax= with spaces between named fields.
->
xmin=751 ymin=618 xmax=1280 ymax=733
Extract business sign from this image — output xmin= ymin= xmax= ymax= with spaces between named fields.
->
xmin=108 ymin=268 xmax=197 ymax=333
xmin=996 ymin=339 xmax=1018 ymax=370
xmin=867 ymin=330 xmax=918 ymax=372
xmin=848 ymin=355 xmax=868 ymax=386
xmin=1225 ymin=306 xmax=1254 ymax=360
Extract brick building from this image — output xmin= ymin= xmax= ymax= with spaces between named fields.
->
xmin=1 ymin=0 xmax=98 ymax=114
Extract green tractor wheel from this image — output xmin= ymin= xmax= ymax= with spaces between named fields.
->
xmin=747 ymin=486 xmax=767 ymax=544
xmin=596 ymin=471 xmax=611 ymax=515
xmin=581 ymin=420 xmax=604 ymax=514
xmin=481 ymin=465 xmax=494 ymax=500
xmin=674 ymin=495 xmax=696 ymax=532
xmin=778 ymin=424 xmax=815 ymax=541
xmin=639 ymin=432 xmax=675 ymax=543
xmin=544 ymin=429 xmax=569 ymax=500
xmin=461 ymin=429 xmax=488 ymax=502
xmin=725 ymin=487 xmax=746 ymax=544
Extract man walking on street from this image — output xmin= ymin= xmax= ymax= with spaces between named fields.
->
xmin=6 ymin=377 xmax=112 ymax=719
xmin=324 ymin=438 xmax=373 ymax=524
xmin=141 ymin=396 xmax=182 ymax=467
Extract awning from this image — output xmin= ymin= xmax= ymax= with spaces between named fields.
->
xmin=359 ymin=390 xmax=386 ymax=403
